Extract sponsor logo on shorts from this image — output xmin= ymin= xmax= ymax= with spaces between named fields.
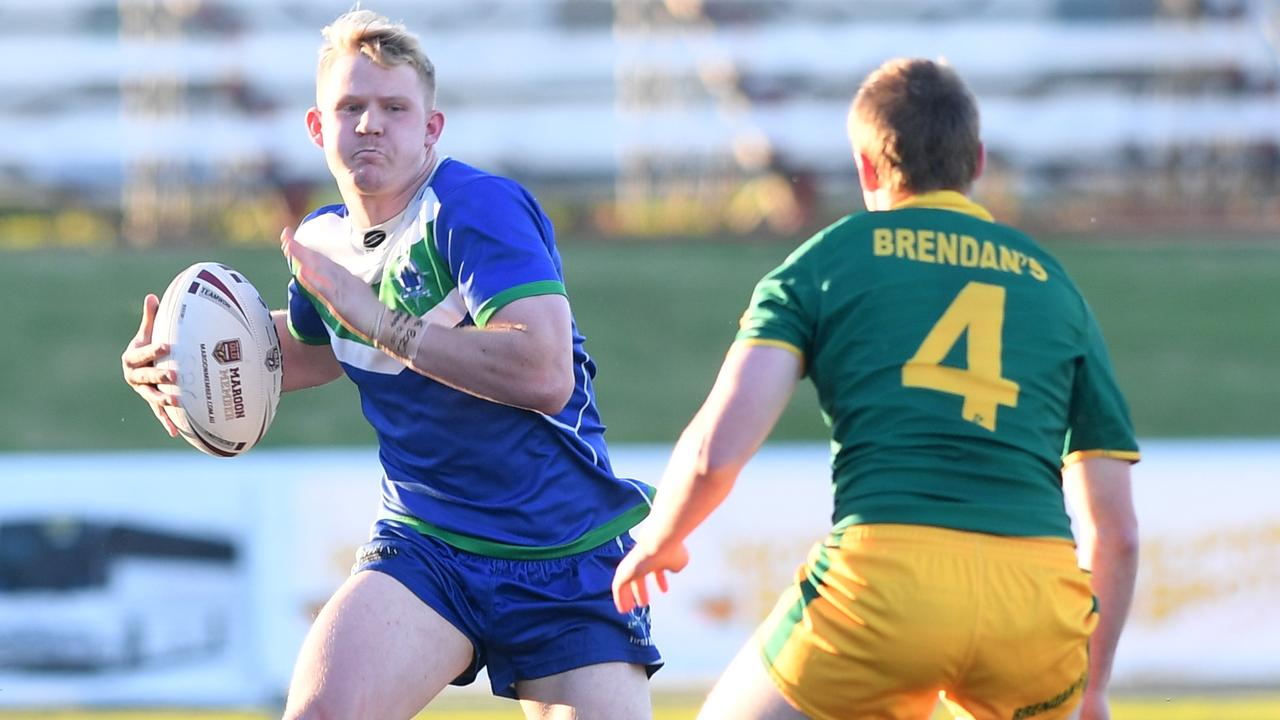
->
xmin=626 ymin=605 xmax=654 ymax=647
xmin=352 ymin=544 xmax=399 ymax=573
xmin=213 ymin=339 xmax=242 ymax=365
xmin=1012 ymin=672 xmax=1087 ymax=719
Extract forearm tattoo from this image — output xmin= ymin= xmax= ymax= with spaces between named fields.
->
xmin=374 ymin=310 xmax=425 ymax=359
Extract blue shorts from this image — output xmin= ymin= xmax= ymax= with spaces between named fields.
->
xmin=353 ymin=519 xmax=664 ymax=698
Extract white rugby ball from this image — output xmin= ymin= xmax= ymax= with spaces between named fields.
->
xmin=153 ymin=262 xmax=283 ymax=457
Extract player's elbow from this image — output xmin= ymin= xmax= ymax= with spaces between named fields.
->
xmin=526 ymin=367 xmax=575 ymax=415
xmin=1102 ymin=518 xmax=1141 ymax=559
xmin=1089 ymin=513 xmax=1140 ymax=569
xmin=684 ymin=423 xmax=745 ymax=485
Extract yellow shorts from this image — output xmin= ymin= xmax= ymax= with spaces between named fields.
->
xmin=756 ymin=524 xmax=1097 ymax=720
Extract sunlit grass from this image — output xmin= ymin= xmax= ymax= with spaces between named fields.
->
xmin=3 ymin=693 xmax=1278 ymax=720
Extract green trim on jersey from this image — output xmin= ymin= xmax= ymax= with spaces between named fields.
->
xmin=288 ymin=307 xmax=331 ymax=346
xmin=294 ymin=281 xmax=374 ymax=346
xmin=379 ymin=221 xmax=457 ymax=317
xmin=474 ymin=280 xmax=567 ymax=327
xmin=736 ymin=196 xmax=1139 ymax=539
xmin=387 ymin=490 xmax=654 ymax=559
xmin=294 ymin=227 xmax=461 ymax=348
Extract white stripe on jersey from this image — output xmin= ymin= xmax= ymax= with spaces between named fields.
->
xmin=538 ymin=357 xmax=597 ymax=464
xmin=295 ymin=181 xmax=441 ymax=285
xmin=538 ymin=355 xmax=654 ymax=508
xmin=332 ymin=333 xmax=405 ymax=375
xmin=331 ymin=287 xmax=469 ymax=374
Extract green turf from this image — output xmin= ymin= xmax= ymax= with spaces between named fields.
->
xmin=0 ymin=235 xmax=1275 ymax=451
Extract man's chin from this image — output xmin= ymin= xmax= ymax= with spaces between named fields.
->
xmin=349 ymin=170 xmax=390 ymax=194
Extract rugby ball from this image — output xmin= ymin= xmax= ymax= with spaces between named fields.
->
xmin=153 ymin=262 xmax=283 ymax=457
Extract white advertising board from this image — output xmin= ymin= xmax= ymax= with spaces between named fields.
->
xmin=619 ymin=440 xmax=1280 ymax=689
xmin=0 ymin=453 xmax=259 ymax=704
xmin=0 ymin=439 xmax=1275 ymax=705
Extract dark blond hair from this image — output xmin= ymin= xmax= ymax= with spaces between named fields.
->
xmin=318 ymin=10 xmax=436 ymax=105
xmin=849 ymin=58 xmax=981 ymax=194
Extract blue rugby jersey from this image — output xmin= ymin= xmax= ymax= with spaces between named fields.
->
xmin=287 ymin=157 xmax=654 ymax=557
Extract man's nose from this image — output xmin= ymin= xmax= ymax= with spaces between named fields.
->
xmin=356 ymin=109 xmax=382 ymax=135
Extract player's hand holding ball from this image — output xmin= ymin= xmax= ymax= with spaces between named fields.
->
xmin=123 ymin=262 xmax=282 ymax=457
xmin=121 ymin=294 xmax=181 ymax=438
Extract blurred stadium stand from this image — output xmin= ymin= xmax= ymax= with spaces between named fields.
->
xmin=2 ymin=0 xmax=1278 ymax=245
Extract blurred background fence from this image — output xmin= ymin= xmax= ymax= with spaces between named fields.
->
xmin=2 ymin=0 xmax=1279 ymax=249
xmin=2 ymin=0 xmax=1279 ymax=715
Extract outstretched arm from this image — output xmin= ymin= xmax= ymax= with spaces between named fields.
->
xmin=611 ymin=342 xmax=802 ymax=613
xmin=1063 ymin=457 xmax=1139 ymax=720
xmin=282 ymin=226 xmax=573 ymax=415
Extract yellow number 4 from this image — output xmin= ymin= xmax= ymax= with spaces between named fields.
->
xmin=902 ymin=281 xmax=1020 ymax=431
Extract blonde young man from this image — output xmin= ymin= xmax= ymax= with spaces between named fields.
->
xmin=122 ymin=10 xmax=660 ymax=720
xmin=612 ymin=58 xmax=1140 ymax=720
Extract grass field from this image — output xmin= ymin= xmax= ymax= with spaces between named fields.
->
xmin=0 ymin=234 xmax=1276 ymax=451
xmin=3 ymin=693 xmax=1280 ymax=719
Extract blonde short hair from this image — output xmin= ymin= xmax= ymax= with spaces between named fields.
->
xmin=849 ymin=58 xmax=981 ymax=194
xmin=317 ymin=10 xmax=436 ymax=105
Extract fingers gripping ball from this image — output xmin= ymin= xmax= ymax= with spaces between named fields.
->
xmin=152 ymin=262 xmax=284 ymax=457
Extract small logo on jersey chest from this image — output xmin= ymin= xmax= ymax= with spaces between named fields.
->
xmin=362 ymin=230 xmax=387 ymax=249
xmin=394 ymin=255 xmax=435 ymax=302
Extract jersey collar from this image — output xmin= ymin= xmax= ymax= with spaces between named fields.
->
xmin=891 ymin=190 xmax=994 ymax=222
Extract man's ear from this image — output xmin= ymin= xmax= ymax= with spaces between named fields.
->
xmin=974 ymin=142 xmax=986 ymax=182
xmin=305 ymin=107 xmax=324 ymax=149
xmin=425 ymin=109 xmax=445 ymax=148
xmin=855 ymin=153 xmax=881 ymax=192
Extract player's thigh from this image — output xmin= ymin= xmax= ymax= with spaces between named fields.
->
xmin=698 ymin=640 xmax=809 ymax=720
xmin=283 ymin=569 xmax=474 ymax=720
xmin=515 ymin=661 xmax=651 ymax=720
xmin=943 ymin=538 xmax=1095 ymax=720
xmin=758 ymin=526 xmax=974 ymax=720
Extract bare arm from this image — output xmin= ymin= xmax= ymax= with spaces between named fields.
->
xmin=274 ymin=311 xmax=344 ymax=392
xmin=1062 ymin=457 xmax=1139 ymax=720
xmin=282 ymin=226 xmax=573 ymax=415
xmin=399 ymin=295 xmax=573 ymax=414
xmin=612 ymin=342 xmax=802 ymax=612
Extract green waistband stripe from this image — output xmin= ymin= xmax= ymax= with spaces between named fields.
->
xmin=388 ymin=500 xmax=651 ymax=559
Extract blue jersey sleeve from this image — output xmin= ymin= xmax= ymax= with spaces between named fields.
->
xmin=287 ymin=278 xmax=330 ymax=345
xmin=436 ymin=177 xmax=566 ymax=327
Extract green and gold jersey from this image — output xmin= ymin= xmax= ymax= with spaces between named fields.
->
xmin=736 ymin=191 xmax=1139 ymax=538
